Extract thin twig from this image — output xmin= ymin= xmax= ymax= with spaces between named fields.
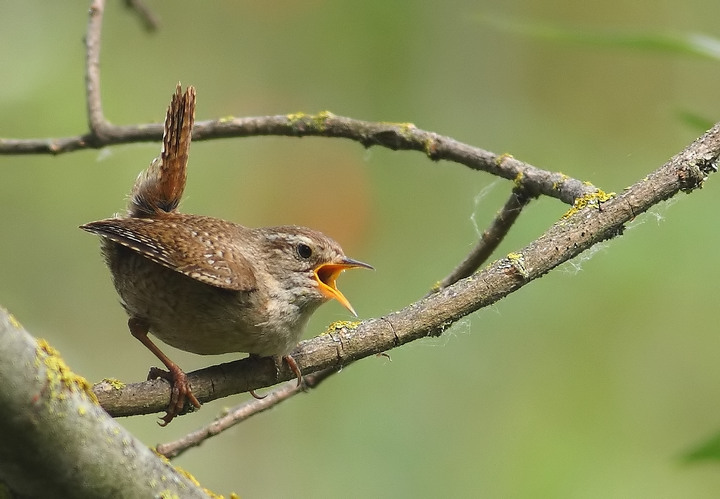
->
xmin=431 ymin=186 xmax=532 ymax=293
xmin=86 ymin=0 xmax=111 ymax=140
xmin=156 ymin=368 xmax=337 ymax=459
xmin=124 ymin=0 xmax=160 ymax=31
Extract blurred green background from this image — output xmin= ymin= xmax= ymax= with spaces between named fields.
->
xmin=2 ymin=1 xmax=720 ymax=497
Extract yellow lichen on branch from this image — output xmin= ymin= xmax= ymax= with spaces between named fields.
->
xmin=562 ymin=189 xmax=616 ymax=219
xmin=100 ymin=377 xmax=126 ymax=390
xmin=36 ymin=339 xmax=99 ymax=404
xmin=324 ymin=320 xmax=362 ymax=334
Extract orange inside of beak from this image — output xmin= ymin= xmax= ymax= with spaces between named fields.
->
xmin=314 ymin=259 xmax=373 ymax=316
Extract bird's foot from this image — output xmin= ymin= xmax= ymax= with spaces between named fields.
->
xmin=147 ymin=365 xmax=201 ymax=426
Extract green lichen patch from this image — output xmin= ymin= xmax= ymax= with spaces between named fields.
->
xmin=513 ymin=170 xmax=524 ymax=188
xmin=8 ymin=312 xmax=22 ymax=329
xmin=506 ymin=252 xmax=529 ymax=278
xmin=379 ymin=121 xmax=417 ymax=137
xmin=423 ymin=138 xmax=437 ymax=157
xmin=323 ymin=320 xmax=361 ymax=334
xmin=286 ymin=112 xmax=307 ymax=123
xmin=100 ymin=377 xmax=126 ymax=390
xmin=562 ymin=189 xmax=616 ymax=219
xmin=312 ymin=110 xmax=334 ymax=131
xmin=286 ymin=111 xmax=335 ymax=133
xmin=36 ymin=339 xmax=99 ymax=405
xmin=174 ymin=466 xmax=239 ymax=499
xmin=552 ymin=173 xmax=570 ymax=191
xmin=496 ymin=152 xmax=514 ymax=166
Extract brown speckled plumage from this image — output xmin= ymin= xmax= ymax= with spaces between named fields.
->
xmin=80 ymin=85 xmax=371 ymax=424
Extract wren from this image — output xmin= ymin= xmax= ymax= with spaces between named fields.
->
xmin=81 ymin=85 xmax=371 ymax=425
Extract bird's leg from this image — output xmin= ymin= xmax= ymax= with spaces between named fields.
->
xmin=247 ymin=354 xmax=304 ymax=398
xmin=282 ymin=354 xmax=303 ymax=387
xmin=128 ymin=317 xmax=201 ymax=426
xmin=245 ymin=353 xmax=267 ymax=399
xmin=248 ymin=390 xmax=266 ymax=399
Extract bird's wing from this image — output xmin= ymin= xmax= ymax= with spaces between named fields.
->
xmin=80 ymin=216 xmax=257 ymax=292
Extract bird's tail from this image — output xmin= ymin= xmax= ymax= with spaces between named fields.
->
xmin=128 ymin=83 xmax=196 ymax=218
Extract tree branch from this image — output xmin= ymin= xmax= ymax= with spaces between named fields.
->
xmin=156 ymin=368 xmax=337 ymax=459
xmin=0 ymin=307 xmax=208 ymax=498
xmin=0 ymin=112 xmax=595 ymax=204
xmin=123 ymin=0 xmax=161 ymax=31
xmin=93 ymin=121 xmax=719 ymax=420
xmin=433 ymin=186 xmax=533 ymax=291
xmin=86 ymin=0 xmax=112 ymax=140
xmin=0 ymin=0 xmax=593 ymax=204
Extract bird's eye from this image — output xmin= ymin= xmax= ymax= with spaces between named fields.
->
xmin=296 ymin=243 xmax=313 ymax=259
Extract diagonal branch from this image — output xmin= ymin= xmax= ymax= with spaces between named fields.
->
xmin=155 ymin=368 xmax=337 ymax=458
xmin=433 ymin=186 xmax=533 ymax=292
xmin=123 ymin=0 xmax=161 ymax=31
xmin=93 ymin=121 xmax=719 ymax=419
xmin=0 ymin=308 xmax=208 ymax=497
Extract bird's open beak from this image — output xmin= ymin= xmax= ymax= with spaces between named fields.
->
xmin=314 ymin=257 xmax=373 ymax=316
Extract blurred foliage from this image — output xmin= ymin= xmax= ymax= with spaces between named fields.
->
xmin=675 ymin=109 xmax=716 ymax=132
xmin=684 ymin=432 xmax=720 ymax=463
xmin=480 ymin=14 xmax=720 ymax=60
xmin=2 ymin=1 xmax=720 ymax=498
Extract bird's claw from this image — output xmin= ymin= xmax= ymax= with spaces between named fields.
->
xmin=147 ymin=365 xmax=201 ymax=426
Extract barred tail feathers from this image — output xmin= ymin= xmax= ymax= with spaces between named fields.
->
xmin=128 ymin=84 xmax=196 ymax=217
